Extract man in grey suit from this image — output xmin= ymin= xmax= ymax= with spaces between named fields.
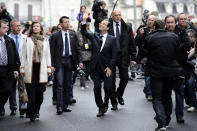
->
xmin=8 ymin=20 xmax=26 ymax=116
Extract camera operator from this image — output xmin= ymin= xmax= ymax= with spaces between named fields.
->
xmin=135 ymin=15 xmax=156 ymax=101
xmin=135 ymin=15 xmax=155 ymax=50
xmin=0 ymin=5 xmax=13 ymax=34
xmin=92 ymin=0 xmax=108 ymax=32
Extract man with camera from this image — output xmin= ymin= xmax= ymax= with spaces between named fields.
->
xmin=0 ymin=5 xmax=13 ymax=34
xmin=92 ymin=0 xmax=108 ymax=32
xmin=135 ymin=15 xmax=156 ymax=101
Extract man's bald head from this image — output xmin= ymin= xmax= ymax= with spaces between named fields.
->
xmin=147 ymin=15 xmax=156 ymax=28
xmin=112 ymin=10 xmax=122 ymax=23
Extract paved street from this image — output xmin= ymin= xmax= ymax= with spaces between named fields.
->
xmin=1 ymin=79 xmax=197 ymax=131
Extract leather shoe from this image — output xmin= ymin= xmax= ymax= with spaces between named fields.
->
xmin=117 ymin=97 xmax=125 ymax=105
xmin=111 ymin=105 xmax=118 ymax=111
xmin=63 ymin=108 xmax=72 ymax=112
xmin=69 ymin=98 xmax=76 ymax=104
xmin=96 ymin=109 xmax=104 ymax=117
xmin=56 ymin=108 xmax=63 ymax=115
xmin=0 ymin=108 xmax=5 ymax=116
xmin=30 ymin=117 xmax=35 ymax=122
xmin=10 ymin=110 xmax=16 ymax=116
xmin=177 ymin=117 xmax=185 ymax=123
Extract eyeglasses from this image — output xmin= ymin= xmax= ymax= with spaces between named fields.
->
xmin=179 ymin=18 xmax=187 ymax=21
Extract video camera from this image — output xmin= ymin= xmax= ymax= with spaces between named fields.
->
xmin=142 ymin=9 xmax=149 ymax=25
xmin=77 ymin=66 xmax=85 ymax=77
xmin=92 ymin=0 xmax=103 ymax=12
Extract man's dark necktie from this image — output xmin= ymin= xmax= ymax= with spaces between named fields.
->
xmin=116 ymin=23 xmax=120 ymax=51
xmin=99 ymin=35 xmax=103 ymax=50
xmin=65 ymin=33 xmax=69 ymax=57
xmin=15 ymin=35 xmax=19 ymax=50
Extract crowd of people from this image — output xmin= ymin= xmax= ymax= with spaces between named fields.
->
xmin=1 ymin=1 xmax=197 ymax=131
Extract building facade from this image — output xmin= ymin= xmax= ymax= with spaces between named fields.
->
xmin=1 ymin=0 xmax=197 ymax=31
xmin=0 ymin=0 xmax=42 ymax=22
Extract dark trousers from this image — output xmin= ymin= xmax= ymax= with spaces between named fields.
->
xmin=84 ymin=61 xmax=91 ymax=79
xmin=0 ymin=66 xmax=14 ymax=111
xmin=174 ymin=81 xmax=184 ymax=118
xmin=56 ymin=57 xmax=72 ymax=109
xmin=104 ymin=60 xmax=128 ymax=106
xmin=9 ymin=79 xmax=17 ymax=111
xmin=150 ymin=77 xmax=173 ymax=126
xmin=52 ymin=72 xmax=57 ymax=101
xmin=91 ymin=66 xmax=116 ymax=109
xmin=80 ymin=61 xmax=90 ymax=87
xmin=115 ymin=62 xmax=129 ymax=99
xmin=25 ymin=63 xmax=45 ymax=119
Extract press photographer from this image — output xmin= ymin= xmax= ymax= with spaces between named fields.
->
xmin=92 ymin=0 xmax=108 ymax=32
xmin=0 ymin=5 xmax=13 ymax=34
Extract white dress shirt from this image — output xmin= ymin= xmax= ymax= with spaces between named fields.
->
xmin=61 ymin=30 xmax=72 ymax=56
xmin=113 ymin=21 xmax=121 ymax=37
xmin=100 ymin=33 xmax=108 ymax=52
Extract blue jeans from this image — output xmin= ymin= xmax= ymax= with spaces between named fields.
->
xmin=48 ymin=74 xmax=53 ymax=82
xmin=143 ymin=76 xmax=152 ymax=96
xmin=56 ymin=57 xmax=72 ymax=109
xmin=69 ymin=72 xmax=74 ymax=99
xmin=185 ymin=71 xmax=197 ymax=107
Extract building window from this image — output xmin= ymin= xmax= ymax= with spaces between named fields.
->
xmin=28 ymin=4 xmax=33 ymax=20
xmin=70 ymin=9 xmax=75 ymax=21
xmin=156 ymin=2 xmax=166 ymax=13
xmin=0 ymin=2 xmax=5 ymax=6
xmin=14 ymin=4 xmax=19 ymax=20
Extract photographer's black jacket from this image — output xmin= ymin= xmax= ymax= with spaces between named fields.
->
xmin=135 ymin=25 xmax=152 ymax=50
xmin=174 ymin=25 xmax=193 ymax=77
xmin=138 ymin=29 xmax=188 ymax=78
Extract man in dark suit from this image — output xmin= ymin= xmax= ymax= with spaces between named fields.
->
xmin=107 ymin=10 xmax=137 ymax=106
xmin=0 ymin=19 xmax=20 ymax=116
xmin=50 ymin=16 xmax=82 ymax=115
xmin=81 ymin=13 xmax=117 ymax=117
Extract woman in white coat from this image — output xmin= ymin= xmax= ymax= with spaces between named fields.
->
xmin=20 ymin=22 xmax=51 ymax=121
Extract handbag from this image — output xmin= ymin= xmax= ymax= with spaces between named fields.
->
xmin=20 ymin=77 xmax=29 ymax=103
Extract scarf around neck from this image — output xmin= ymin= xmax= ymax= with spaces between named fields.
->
xmin=31 ymin=34 xmax=44 ymax=63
